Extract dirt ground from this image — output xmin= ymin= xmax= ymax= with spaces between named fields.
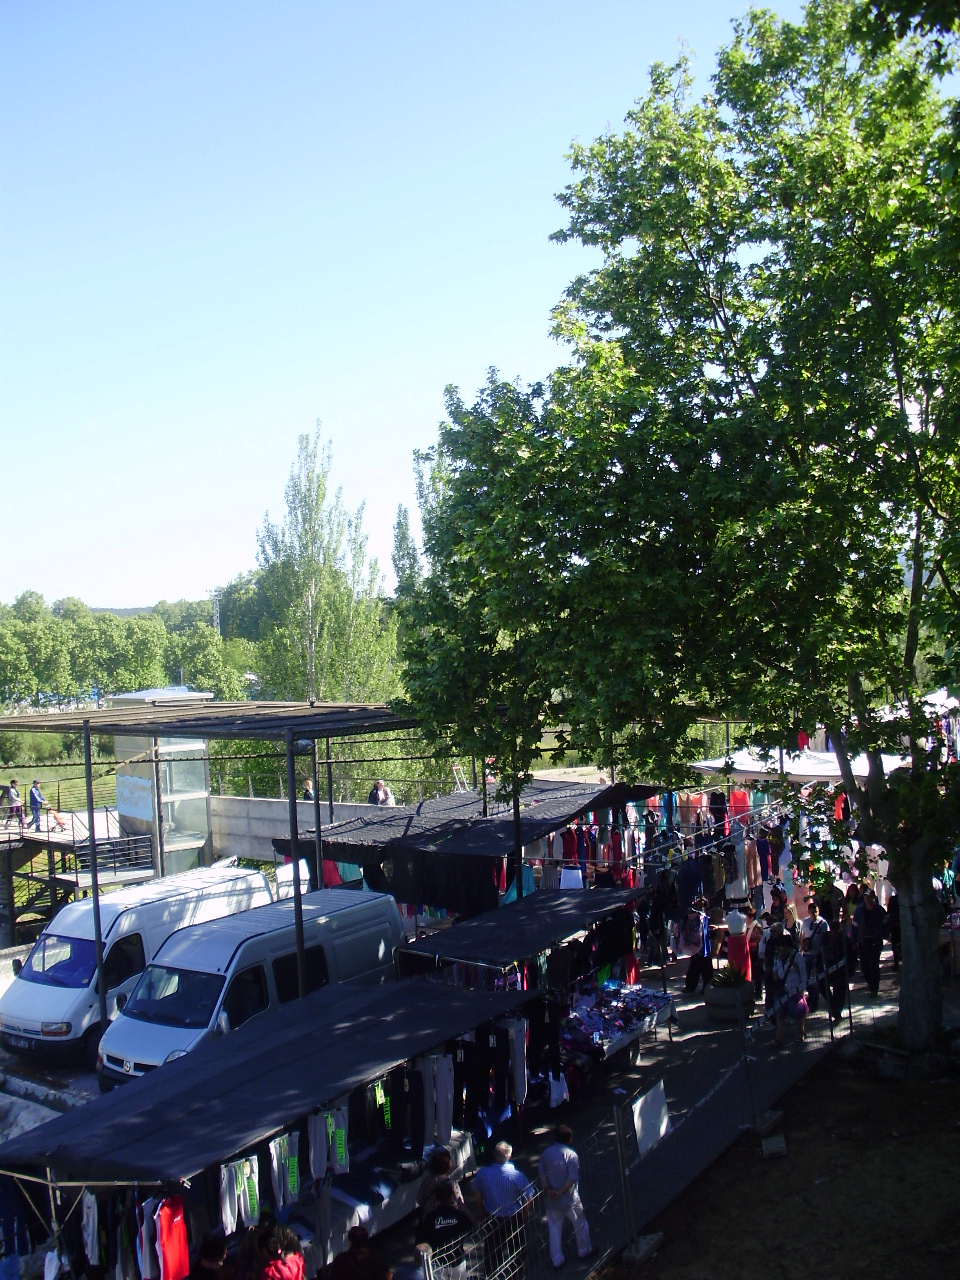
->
xmin=609 ymin=1048 xmax=959 ymax=1280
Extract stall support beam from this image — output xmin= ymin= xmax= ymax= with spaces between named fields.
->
xmin=83 ymin=721 xmax=108 ymax=1034
xmin=511 ymin=770 xmax=523 ymax=900
xmin=326 ymin=736 xmax=335 ymax=825
xmin=311 ymin=738 xmax=323 ymax=891
xmin=285 ymin=728 xmax=307 ymax=998
xmin=153 ymin=737 xmax=166 ymax=876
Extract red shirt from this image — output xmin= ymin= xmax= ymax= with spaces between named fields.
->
xmin=155 ymin=1197 xmax=189 ymax=1280
xmin=726 ymin=934 xmax=752 ymax=983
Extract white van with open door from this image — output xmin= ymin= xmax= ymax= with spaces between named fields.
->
xmin=0 ymin=863 xmax=273 ymax=1068
xmin=97 ymin=887 xmax=403 ymax=1087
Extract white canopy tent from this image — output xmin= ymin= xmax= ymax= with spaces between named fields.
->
xmin=691 ymin=747 xmax=910 ymax=784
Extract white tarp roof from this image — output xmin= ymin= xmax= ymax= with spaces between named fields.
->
xmin=691 ymin=747 xmax=909 ymax=784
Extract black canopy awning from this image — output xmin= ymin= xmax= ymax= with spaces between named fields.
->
xmin=0 ymin=979 xmax=529 ymax=1185
xmin=277 ymin=780 xmax=659 ymax=863
xmin=397 ymin=886 xmax=643 ymax=969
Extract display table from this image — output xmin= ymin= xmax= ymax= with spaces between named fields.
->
xmin=561 ymin=982 xmax=675 ymax=1061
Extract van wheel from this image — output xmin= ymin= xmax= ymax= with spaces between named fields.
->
xmin=82 ymin=1027 xmax=102 ymax=1072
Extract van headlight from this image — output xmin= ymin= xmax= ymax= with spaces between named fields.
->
xmin=164 ymin=1050 xmax=187 ymax=1064
xmin=41 ymin=1022 xmax=72 ymax=1037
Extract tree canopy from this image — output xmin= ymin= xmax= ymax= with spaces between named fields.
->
xmin=403 ymin=0 xmax=960 ymax=1044
xmin=256 ymin=428 xmax=399 ymax=703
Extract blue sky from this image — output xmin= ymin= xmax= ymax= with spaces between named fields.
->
xmin=1 ymin=0 xmax=804 ymax=609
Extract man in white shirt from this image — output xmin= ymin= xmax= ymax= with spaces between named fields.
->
xmin=537 ymin=1126 xmax=596 ymax=1271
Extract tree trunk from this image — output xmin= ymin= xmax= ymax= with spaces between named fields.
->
xmin=897 ymin=850 xmax=943 ymax=1051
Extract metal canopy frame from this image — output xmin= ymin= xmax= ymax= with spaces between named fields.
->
xmin=0 ymin=701 xmax=421 ymax=1007
xmin=0 ymin=700 xmax=419 ymax=741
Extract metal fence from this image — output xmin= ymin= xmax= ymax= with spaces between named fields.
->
xmin=422 ymin=961 xmax=864 ymax=1280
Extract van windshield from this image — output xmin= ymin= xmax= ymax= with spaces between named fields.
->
xmin=123 ymin=965 xmax=225 ymax=1029
xmin=20 ymin=935 xmax=96 ymax=988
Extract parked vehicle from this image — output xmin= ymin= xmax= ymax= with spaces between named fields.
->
xmin=0 ymin=863 xmax=273 ymax=1067
xmin=96 ymin=887 xmax=404 ymax=1087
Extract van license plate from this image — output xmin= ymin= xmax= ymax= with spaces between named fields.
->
xmin=5 ymin=1035 xmax=32 ymax=1050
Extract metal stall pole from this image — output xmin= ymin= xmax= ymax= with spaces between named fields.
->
xmin=325 ymin=736 xmax=335 ymax=826
xmin=152 ymin=737 xmax=166 ymax=877
xmin=613 ymin=1102 xmax=638 ymax=1250
xmin=511 ymin=769 xmax=524 ymax=900
xmin=737 ymin=987 xmax=762 ymax=1133
xmin=311 ymin=739 xmax=323 ymax=891
xmin=83 ymin=721 xmax=108 ymax=1034
xmin=286 ymin=728 xmax=307 ymax=998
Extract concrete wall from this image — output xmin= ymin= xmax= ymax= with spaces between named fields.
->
xmin=209 ymin=795 xmax=375 ymax=863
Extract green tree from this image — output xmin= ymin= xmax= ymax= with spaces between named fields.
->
xmin=152 ymin=598 xmax=212 ymax=634
xmin=391 ymin=504 xmax=421 ymax=599
xmin=538 ymin=0 xmax=958 ymax=1047
xmin=400 ymin=378 xmax=559 ymax=891
xmin=219 ymin=571 xmax=265 ymax=642
xmin=257 ymin=428 xmax=397 ymax=702
xmin=0 ymin=624 xmax=32 ymax=706
xmin=174 ymin=622 xmax=247 ymax=700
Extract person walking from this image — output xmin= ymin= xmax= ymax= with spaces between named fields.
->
xmin=6 ymin=779 xmax=22 ymax=830
xmin=801 ymin=897 xmax=830 ymax=1012
xmin=28 ymin=780 xmax=46 ymax=832
xmin=302 ymin=779 xmax=314 ymax=802
xmin=771 ymin=931 xmax=808 ymax=1046
xmin=416 ymin=1182 xmax=474 ymax=1280
xmin=537 ymin=1125 xmax=596 ymax=1272
xmin=471 ymin=1142 xmax=533 ymax=1278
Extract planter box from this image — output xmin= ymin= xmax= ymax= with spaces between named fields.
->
xmin=704 ymin=983 xmax=755 ymax=1023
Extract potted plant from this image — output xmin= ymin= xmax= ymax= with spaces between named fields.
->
xmin=703 ymin=963 xmax=756 ymax=1022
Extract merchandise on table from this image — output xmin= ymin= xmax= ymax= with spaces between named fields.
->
xmin=560 ymin=982 xmax=675 ymax=1059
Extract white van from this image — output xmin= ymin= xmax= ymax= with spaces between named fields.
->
xmin=0 ymin=863 xmax=273 ymax=1068
xmin=97 ymin=888 xmax=404 ymax=1087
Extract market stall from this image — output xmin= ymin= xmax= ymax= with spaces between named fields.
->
xmin=0 ymin=979 xmax=531 ymax=1278
xmin=274 ymin=780 xmax=659 ymax=917
xmin=396 ymin=888 xmax=674 ymax=1096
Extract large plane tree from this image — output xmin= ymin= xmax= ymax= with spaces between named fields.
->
xmin=404 ymin=0 xmax=959 ymax=1045
xmin=544 ymin=0 xmax=960 ymax=1048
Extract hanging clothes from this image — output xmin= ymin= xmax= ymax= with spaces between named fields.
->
xmin=575 ymin=826 xmax=587 ymax=874
xmin=560 ymin=828 xmax=577 ymax=865
xmin=137 ymin=1198 xmax=161 ymax=1280
xmin=418 ymin=1053 xmax=455 ymax=1148
xmin=729 ymin=789 xmax=751 ymax=827
xmin=269 ymin=1132 xmax=301 ymax=1208
xmin=154 ymin=1198 xmax=189 ymax=1280
xmin=502 ymin=1017 xmax=528 ymax=1107
xmin=81 ymin=1192 xmax=98 ymax=1267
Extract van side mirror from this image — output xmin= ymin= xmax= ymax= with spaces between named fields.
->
xmin=215 ymin=1010 xmax=230 ymax=1037
xmin=116 ymin=993 xmax=127 ymax=1012
xmin=11 ymin=959 xmax=21 ymax=977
